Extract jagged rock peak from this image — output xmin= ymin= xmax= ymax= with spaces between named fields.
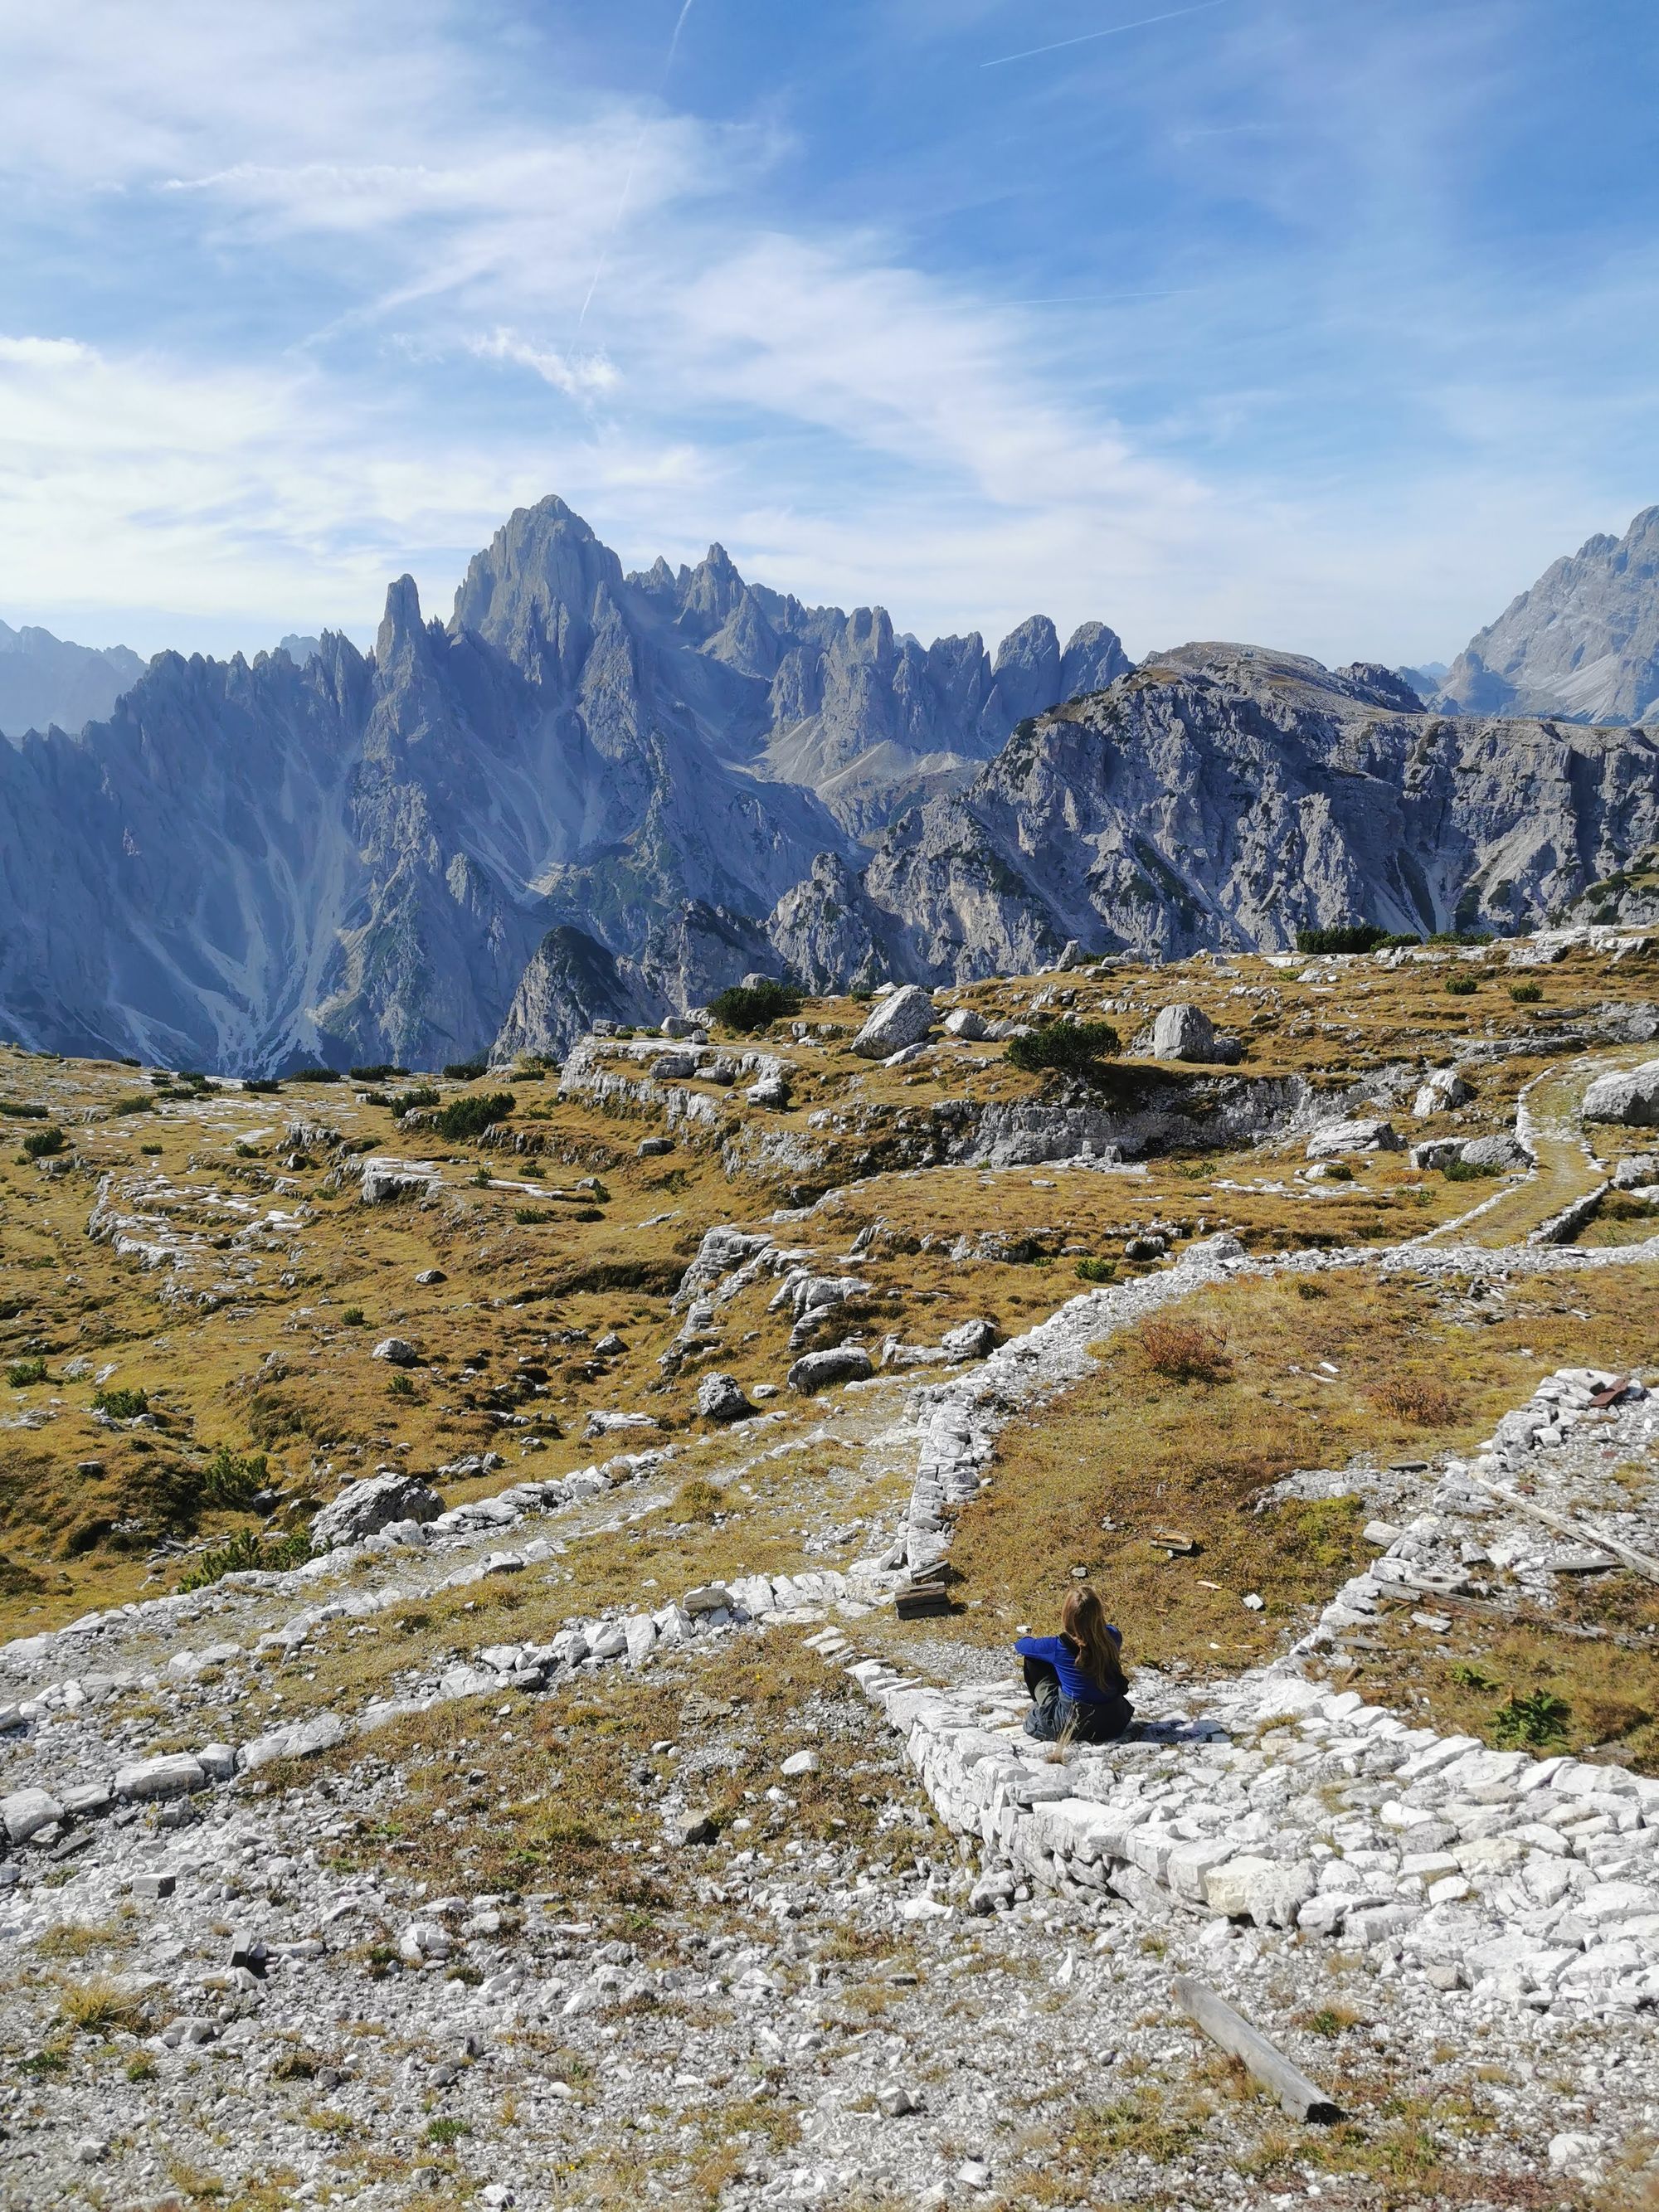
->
xmin=1439 ymin=504 xmax=1659 ymax=725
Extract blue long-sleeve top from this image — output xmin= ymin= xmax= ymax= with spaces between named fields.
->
xmin=1015 ymin=1628 xmax=1124 ymax=1707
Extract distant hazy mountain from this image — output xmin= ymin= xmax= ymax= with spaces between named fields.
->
xmin=1438 ymin=506 xmax=1659 ymax=724
xmin=3 ymin=496 xmax=1655 ymax=1072
xmin=0 ymin=620 xmax=145 ymax=738
xmin=0 ymin=497 xmax=1124 ymax=1067
xmin=278 ymin=634 xmax=324 ymax=664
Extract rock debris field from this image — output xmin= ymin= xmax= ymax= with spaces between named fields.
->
xmin=2 ymin=941 xmax=1659 ymax=2208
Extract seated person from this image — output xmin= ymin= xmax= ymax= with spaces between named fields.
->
xmin=1015 ymin=1585 xmax=1133 ymax=1744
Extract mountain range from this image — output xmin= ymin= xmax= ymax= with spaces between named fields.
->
xmin=1 ymin=494 xmax=1657 ymax=1072
xmin=0 ymin=621 xmax=146 ymax=741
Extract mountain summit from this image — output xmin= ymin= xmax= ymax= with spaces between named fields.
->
xmin=1439 ymin=505 xmax=1659 ymax=725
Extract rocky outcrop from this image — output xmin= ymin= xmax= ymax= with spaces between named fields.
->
xmin=769 ymin=645 xmax=1659 ymax=981
xmin=1438 ymin=507 xmax=1659 ymax=725
xmin=1583 ymin=1059 xmax=1659 ymax=1125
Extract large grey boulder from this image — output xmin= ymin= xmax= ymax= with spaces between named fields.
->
xmin=1413 ymin=1068 xmax=1473 ymax=1116
xmin=310 ymin=1472 xmax=444 ymax=1550
xmin=696 ymin=1372 xmax=754 ymax=1424
xmin=114 ymin=1753 xmax=206 ymax=1803
xmin=786 ymin=1345 xmax=875 ymax=1393
xmin=1306 ymin=1116 xmax=1403 ymax=1159
xmin=1458 ymin=1133 xmax=1530 ymax=1173
xmin=850 ymin=985 xmax=935 ymax=1059
xmin=941 ymin=1316 xmax=999 ymax=1361
xmin=1151 ymin=1004 xmax=1216 ymax=1062
xmin=1 ymin=1787 xmax=63 ymax=1843
xmin=1612 ymin=1153 xmax=1658 ymax=1189
xmin=372 ymin=1335 xmax=420 ymax=1367
xmin=1583 ymin=1060 xmax=1659 ymax=1126
xmin=943 ymin=1007 xmax=988 ymax=1041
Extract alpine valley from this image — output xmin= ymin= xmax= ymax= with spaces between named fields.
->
xmin=2 ymin=494 xmax=1657 ymax=1073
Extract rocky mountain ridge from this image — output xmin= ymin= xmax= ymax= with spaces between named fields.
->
xmin=0 ymin=620 xmax=146 ymax=741
xmin=1438 ymin=504 xmax=1659 ymax=725
xmin=3 ymin=497 xmax=1659 ymax=1069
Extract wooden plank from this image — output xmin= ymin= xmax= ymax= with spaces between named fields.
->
xmin=1173 ymin=1976 xmax=1343 ymax=2123
xmin=1471 ymin=1475 xmax=1659 ymax=1588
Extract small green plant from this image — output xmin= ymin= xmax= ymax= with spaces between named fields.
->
xmin=443 ymin=1057 xmax=489 ymax=1081
xmin=1074 ymin=1257 xmax=1117 ymax=1283
xmin=1443 ymin=1156 xmax=1496 ymax=1182
xmin=425 ymin=2118 xmax=471 ymax=2145
xmin=234 ymin=1141 xmax=260 ymax=1159
xmin=709 ymin=980 xmax=804 ymax=1033
xmin=110 ymin=1092 xmax=156 ymax=1115
xmin=125 ymin=2053 xmax=158 ymax=2082
xmin=1493 ymin=1689 xmax=1570 ymax=1748
xmin=471 ymin=1164 xmax=492 ymax=1187
xmin=21 ymin=1125 xmax=68 ymax=1158
xmin=435 ymin=1091 xmax=514 ymax=1141
xmin=340 ymin=1305 xmax=365 ymax=1326
xmin=1509 ymin=982 xmax=1543 ymax=1004
xmin=572 ymin=1205 xmax=605 ymax=1223
xmin=178 ymin=1527 xmax=310 ymax=1590
xmin=1295 ymin=1280 xmax=1328 ymax=1300
xmin=388 ymin=1372 xmax=416 ymax=1399
xmin=291 ymin=1066 xmax=343 ymax=1082
xmin=1450 ymin=1661 xmax=1499 ymax=1691
xmin=1444 ymin=975 xmax=1477 ymax=996
xmin=200 ymin=1444 xmax=270 ymax=1510
xmin=1323 ymin=1160 xmax=1354 ymax=1181
xmin=6 ymin=1357 xmax=46 ymax=1388
xmin=93 ymin=1385 xmax=149 ymax=1420
xmin=140 ymin=1142 xmax=163 ymax=1155
xmin=1005 ymin=1020 xmax=1121 ymax=1076
xmin=241 ymin=1077 xmax=282 ymax=1094
xmin=513 ymin=1207 xmax=550 ymax=1226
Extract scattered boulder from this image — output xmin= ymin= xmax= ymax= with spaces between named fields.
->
xmin=309 ymin=1472 xmax=444 ymax=1550
xmin=637 ymin=1136 xmax=674 ymax=1158
xmin=372 ymin=1336 xmax=420 ymax=1367
xmin=781 ymin=1749 xmax=821 ymax=1777
xmin=1458 ymin=1133 xmax=1529 ymax=1173
xmin=850 ymin=985 xmax=935 ymax=1059
xmin=1306 ymin=1116 xmax=1403 ymax=1159
xmin=1408 ymin=1138 xmax=1464 ymax=1170
xmin=1 ymin=1787 xmax=64 ymax=1844
xmin=415 ymin=1267 xmax=446 ymax=1285
xmin=670 ymin=1810 xmax=716 ymax=1847
xmin=943 ymin=1008 xmax=988 ymax=1041
xmin=649 ymin=1052 xmax=698 ymax=1082
xmin=786 ymin=1345 xmax=875 ymax=1393
xmin=360 ymin=1161 xmax=439 ymax=1204
xmin=941 ymin=1316 xmax=999 ymax=1361
xmin=584 ymin=1410 xmax=661 ymax=1440
xmin=114 ymin=1753 xmax=207 ymax=1804
xmin=1413 ymin=1067 xmax=1473 ymax=1116
xmin=747 ymin=1072 xmax=791 ymax=1108
xmin=1612 ymin=1153 xmax=1657 ymax=1189
xmin=1151 ymin=1004 xmax=1216 ymax=1062
xmin=696 ymin=1371 xmax=754 ymax=1424
xmin=1583 ymin=1059 xmax=1659 ymax=1126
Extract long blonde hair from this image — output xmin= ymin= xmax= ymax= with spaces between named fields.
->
xmin=1061 ymin=1585 xmax=1125 ymax=1696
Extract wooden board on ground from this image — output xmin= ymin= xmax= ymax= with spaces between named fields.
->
xmin=1172 ymin=1976 xmax=1343 ymax=2123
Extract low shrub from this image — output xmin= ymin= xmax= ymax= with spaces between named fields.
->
xmin=1444 ymin=975 xmax=1477 ymax=996
xmin=513 ymin=1207 xmax=550 ymax=1226
xmin=709 ymin=980 xmax=803 ymax=1033
xmin=388 ymin=1372 xmax=416 ymax=1399
xmin=389 ymin=1085 xmax=440 ymax=1121
xmin=1294 ymin=923 xmax=1388 ymax=955
xmin=21 ymin=1125 xmax=67 ymax=1158
xmin=349 ymin=1063 xmax=409 ymax=1082
xmin=140 ymin=1142 xmax=163 ymax=1155
xmin=178 ymin=1527 xmax=311 ymax=1590
xmin=1322 ymin=1160 xmax=1354 ymax=1181
xmin=674 ymin=1479 xmax=727 ymax=1520
xmin=200 ymin=1444 xmax=270 ymax=1510
xmin=435 ymin=1091 xmax=514 ymax=1141
xmin=110 ymin=1092 xmax=155 ymax=1115
xmin=241 ymin=1077 xmax=282 ymax=1095
xmin=1136 ymin=1315 xmax=1231 ymax=1383
xmin=443 ymin=1057 xmax=489 ymax=1081
xmin=1073 ymin=1257 xmax=1117 ymax=1283
xmin=340 ymin=1305 xmax=365 ymax=1326
xmin=291 ymin=1067 xmax=343 ymax=1082
xmin=1509 ymin=982 xmax=1543 ymax=1004
xmin=6 ymin=1357 xmax=47 ymax=1388
xmin=1005 ymin=1021 xmax=1121 ymax=1076
xmin=93 ymin=1385 xmax=149 ymax=1420
xmin=0 ymin=1098 xmax=48 ymax=1120
xmin=1370 ymin=1375 xmax=1462 ymax=1426
xmin=1443 ymin=1156 xmax=1496 ymax=1182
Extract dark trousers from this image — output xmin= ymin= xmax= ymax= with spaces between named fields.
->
xmin=1022 ymin=1655 xmax=1132 ymax=1744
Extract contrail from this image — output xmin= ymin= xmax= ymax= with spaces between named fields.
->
xmin=983 ymin=0 xmax=1230 ymax=68
xmin=577 ymin=0 xmax=699 ymax=333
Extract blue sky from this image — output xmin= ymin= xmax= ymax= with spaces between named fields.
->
xmin=2 ymin=0 xmax=1657 ymax=667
